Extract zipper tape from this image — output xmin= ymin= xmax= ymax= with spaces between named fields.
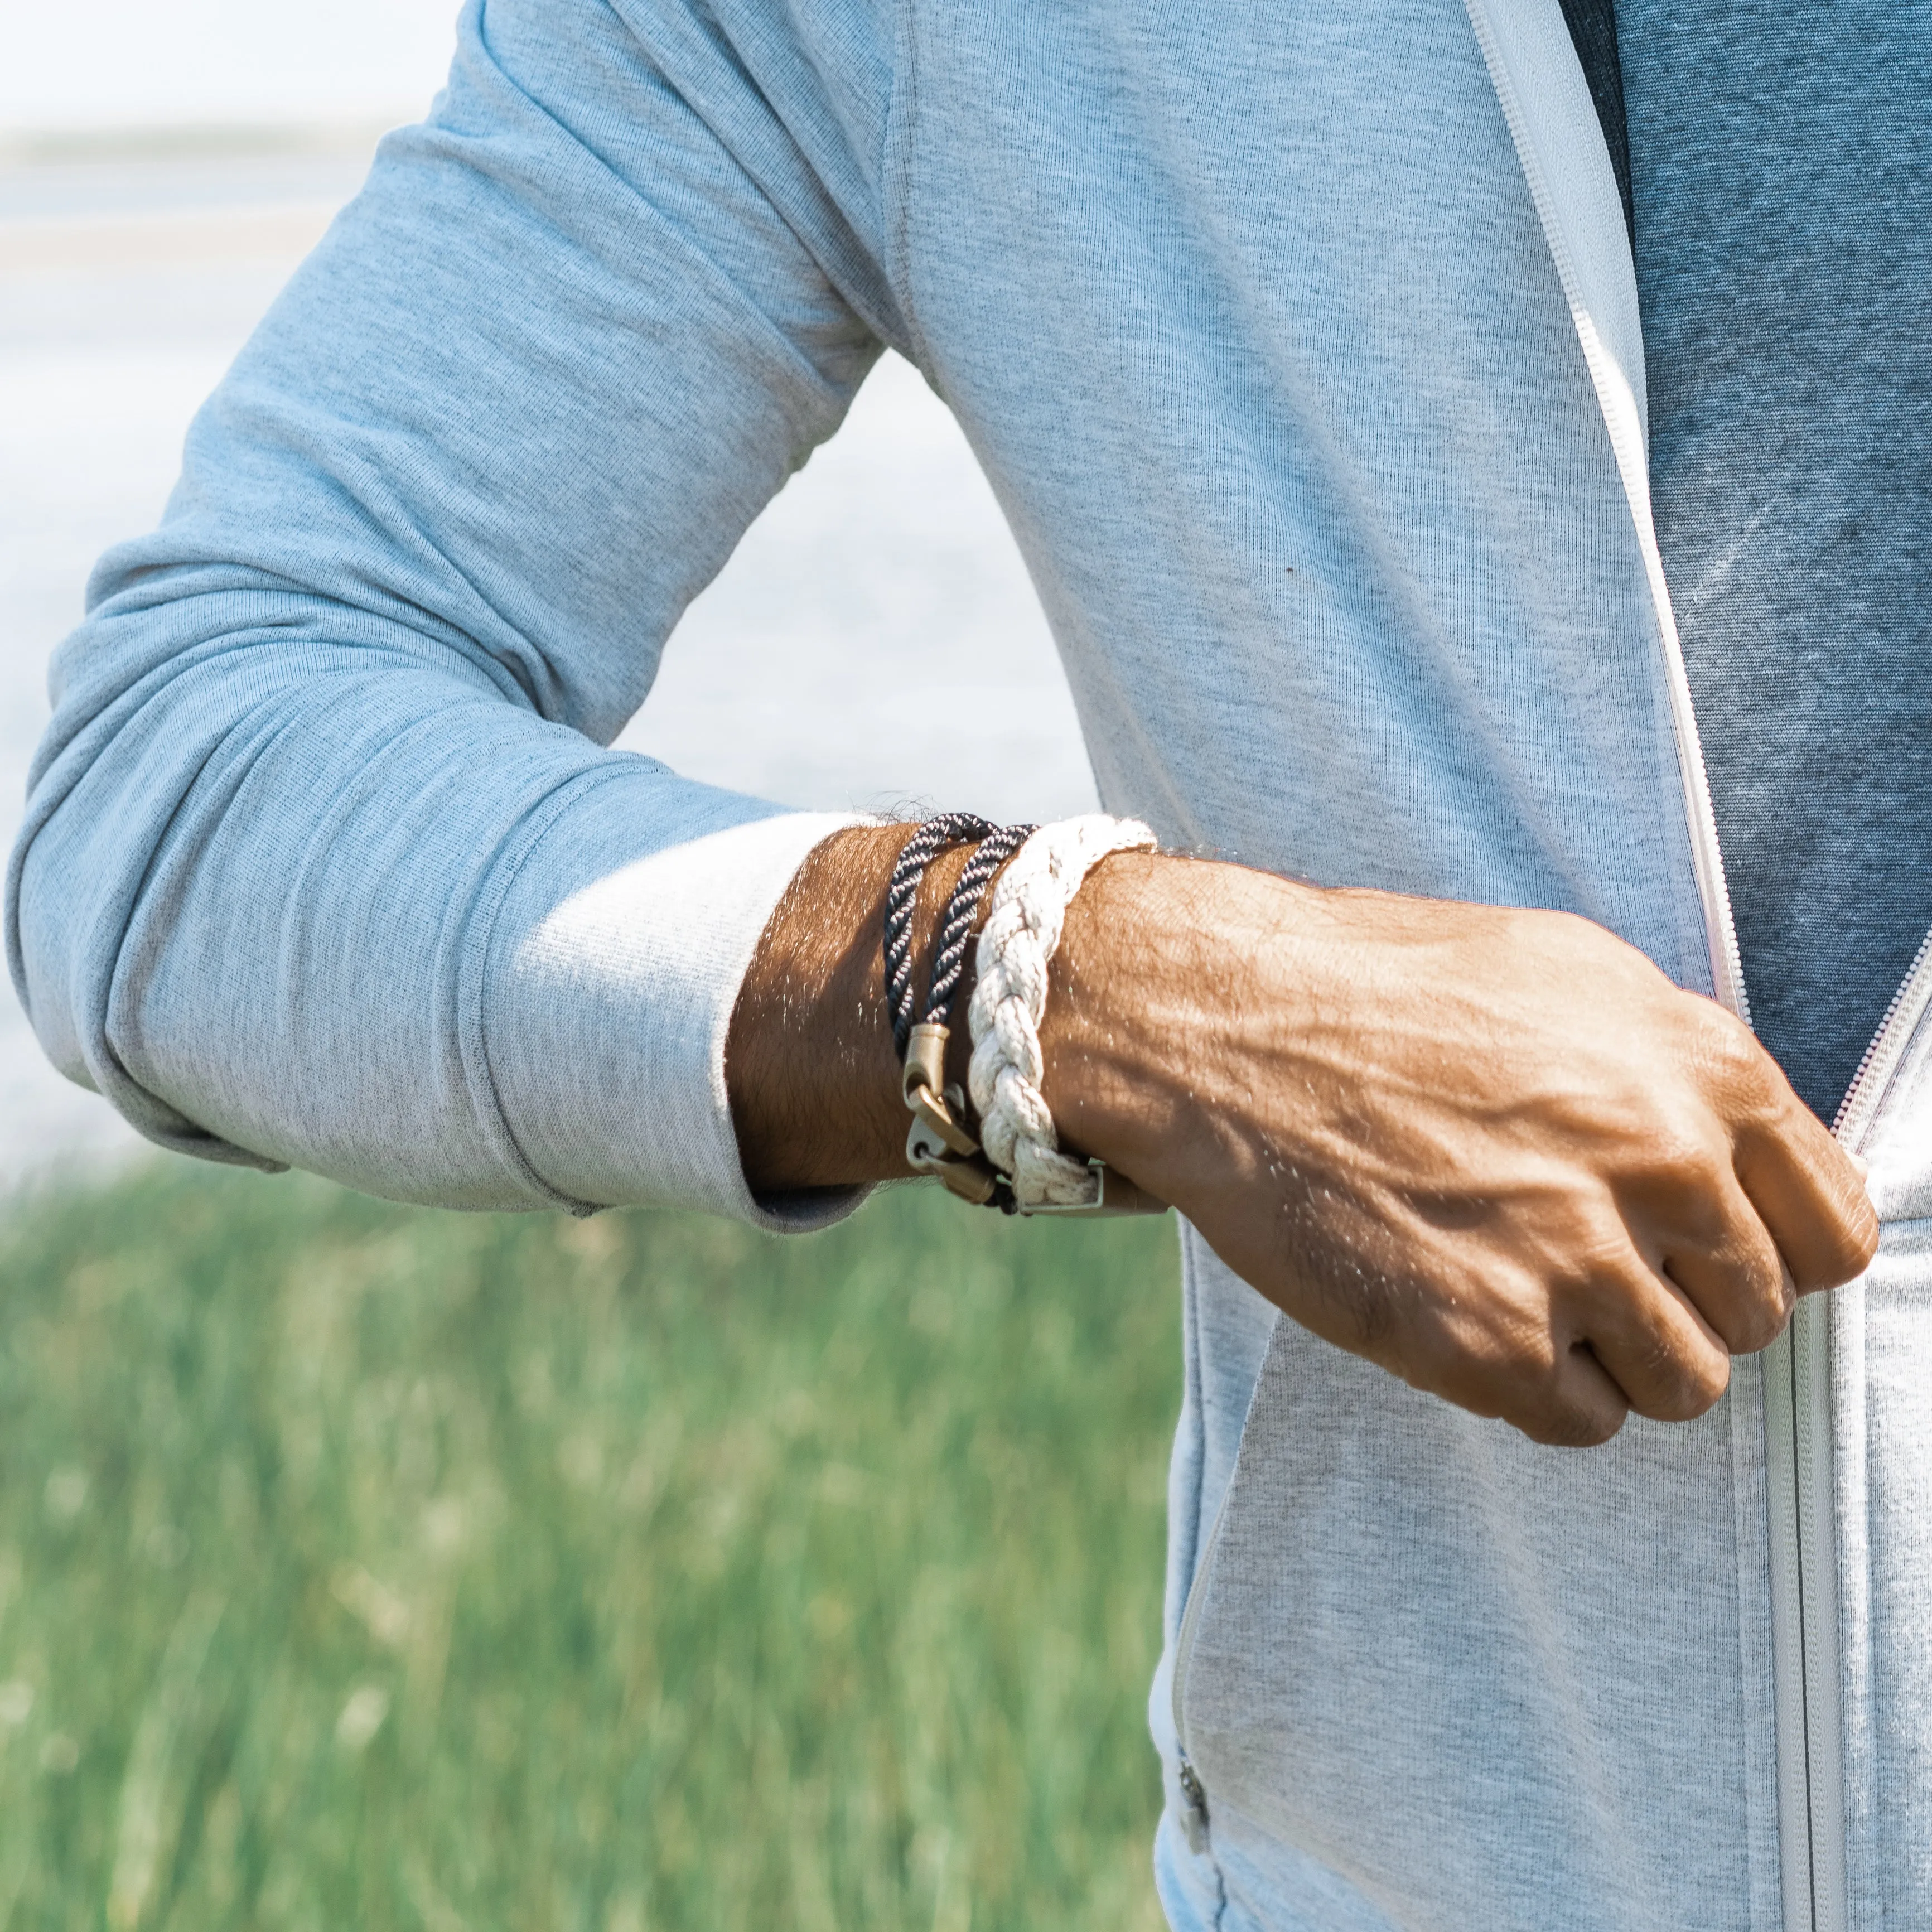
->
xmin=1458 ymin=8 xmax=1836 ymax=1928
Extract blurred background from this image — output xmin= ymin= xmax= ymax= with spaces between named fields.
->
xmin=0 ymin=3 xmax=1172 ymax=1926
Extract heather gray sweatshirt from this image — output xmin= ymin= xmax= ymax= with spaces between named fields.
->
xmin=10 ymin=0 xmax=1928 ymax=1925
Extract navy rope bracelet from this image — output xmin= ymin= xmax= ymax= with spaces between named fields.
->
xmin=884 ymin=813 xmax=998 ymax=1056
xmin=925 ymin=821 xmax=1036 ymax=1032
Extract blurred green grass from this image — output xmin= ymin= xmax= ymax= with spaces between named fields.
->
xmin=0 ymin=1162 xmax=1180 ymax=1930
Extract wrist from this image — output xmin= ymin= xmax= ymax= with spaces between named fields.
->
xmin=1039 ymin=852 xmax=1322 ymax=1188
xmin=726 ymin=822 xmax=984 ymax=1191
xmin=1035 ymin=850 xmax=1196 ymax=1172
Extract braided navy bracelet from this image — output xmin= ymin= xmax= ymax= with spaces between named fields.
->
xmin=882 ymin=812 xmax=998 ymax=1059
xmin=884 ymin=814 xmax=1033 ymax=1206
xmin=924 ymin=820 xmax=1036 ymax=1032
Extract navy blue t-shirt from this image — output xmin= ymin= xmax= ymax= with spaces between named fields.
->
xmin=1612 ymin=4 xmax=1932 ymax=1122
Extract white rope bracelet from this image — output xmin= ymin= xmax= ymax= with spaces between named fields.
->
xmin=967 ymin=814 xmax=1158 ymax=1210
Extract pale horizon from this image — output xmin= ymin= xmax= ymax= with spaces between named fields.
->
xmin=0 ymin=0 xmax=459 ymax=137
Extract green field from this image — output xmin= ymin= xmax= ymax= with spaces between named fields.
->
xmin=0 ymin=1162 xmax=1181 ymax=1930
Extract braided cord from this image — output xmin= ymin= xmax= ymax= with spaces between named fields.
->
xmin=968 ymin=815 xmax=1159 ymax=1208
xmin=925 ymin=821 xmax=1036 ymax=1032
xmin=883 ymin=813 xmax=998 ymax=1056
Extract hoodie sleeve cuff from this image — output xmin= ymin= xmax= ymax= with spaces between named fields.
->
xmin=482 ymin=762 xmax=871 ymax=1230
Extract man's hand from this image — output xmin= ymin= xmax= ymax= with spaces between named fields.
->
xmin=1044 ymin=855 xmax=1880 ymax=1446
xmin=727 ymin=833 xmax=1879 ymax=1446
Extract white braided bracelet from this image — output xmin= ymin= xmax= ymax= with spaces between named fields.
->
xmin=967 ymin=814 xmax=1158 ymax=1210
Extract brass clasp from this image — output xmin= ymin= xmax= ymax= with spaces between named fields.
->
xmin=901 ymin=1022 xmax=1003 ymax=1205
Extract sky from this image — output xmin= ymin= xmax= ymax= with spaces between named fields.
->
xmin=0 ymin=0 xmax=460 ymax=136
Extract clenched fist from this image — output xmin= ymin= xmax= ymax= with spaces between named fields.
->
xmin=1042 ymin=856 xmax=1878 ymax=1445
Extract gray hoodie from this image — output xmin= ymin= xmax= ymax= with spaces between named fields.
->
xmin=8 ymin=0 xmax=1919 ymax=1925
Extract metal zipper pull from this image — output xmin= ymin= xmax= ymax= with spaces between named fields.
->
xmin=1176 ymin=1750 xmax=1211 ymax=1855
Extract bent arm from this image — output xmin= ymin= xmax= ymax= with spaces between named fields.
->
xmin=8 ymin=0 xmax=893 ymax=1220
xmin=8 ymin=0 xmax=1875 ymax=1445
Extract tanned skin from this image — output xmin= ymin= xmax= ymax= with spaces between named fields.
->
xmin=727 ymin=827 xmax=1879 ymax=1447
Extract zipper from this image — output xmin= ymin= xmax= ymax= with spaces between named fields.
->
xmin=1832 ymin=923 xmax=1932 ymax=1154
xmin=1758 ymin=837 xmax=1932 ymax=1932
xmin=1769 ymin=925 xmax=1932 ymax=1932
xmin=1640 ymin=524 xmax=1842 ymax=1931
xmin=1643 ymin=558 xmax=1838 ymax=1932
xmin=1454 ymin=7 xmax=1840 ymax=1923
xmin=1762 ymin=1297 xmax=1841 ymax=1932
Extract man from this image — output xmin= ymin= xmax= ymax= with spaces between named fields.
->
xmin=9 ymin=0 xmax=1921 ymax=1921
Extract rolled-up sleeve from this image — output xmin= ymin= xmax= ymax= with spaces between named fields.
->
xmin=6 ymin=0 xmax=902 ymax=1223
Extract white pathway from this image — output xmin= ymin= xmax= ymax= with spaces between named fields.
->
xmin=0 ymin=137 xmax=1093 ymax=1186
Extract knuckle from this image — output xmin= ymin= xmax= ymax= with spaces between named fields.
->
xmin=1784 ymin=1206 xmax=1878 ymax=1297
xmin=1515 ymin=1340 xmax=1629 ymax=1448
xmin=1727 ymin=1278 xmax=1794 ymax=1355
xmin=1726 ymin=1305 xmax=1788 ymax=1357
xmin=1692 ymin=1247 xmax=1791 ymax=1355
xmin=1606 ymin=1099 xmax=1728 ymax=1204
xmin=1677 ymin=1354 xmax=1732 ymax=1417
xmin=1635 ymin=1340 xmax=1730 ymax=1421
xmin=1537 ymin=907 xmax=1635 ymax=971
xmin=1632 ymin=1122 xmax=1725 ymax=1197
xmin=1522 ymin=1396 xmax=1626 ymax=1449
xmin=1687 ymin=1005 xmax=1774 ymax=1109
xmin=1828 ymin=1191 xmax=1882 ymax=1281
